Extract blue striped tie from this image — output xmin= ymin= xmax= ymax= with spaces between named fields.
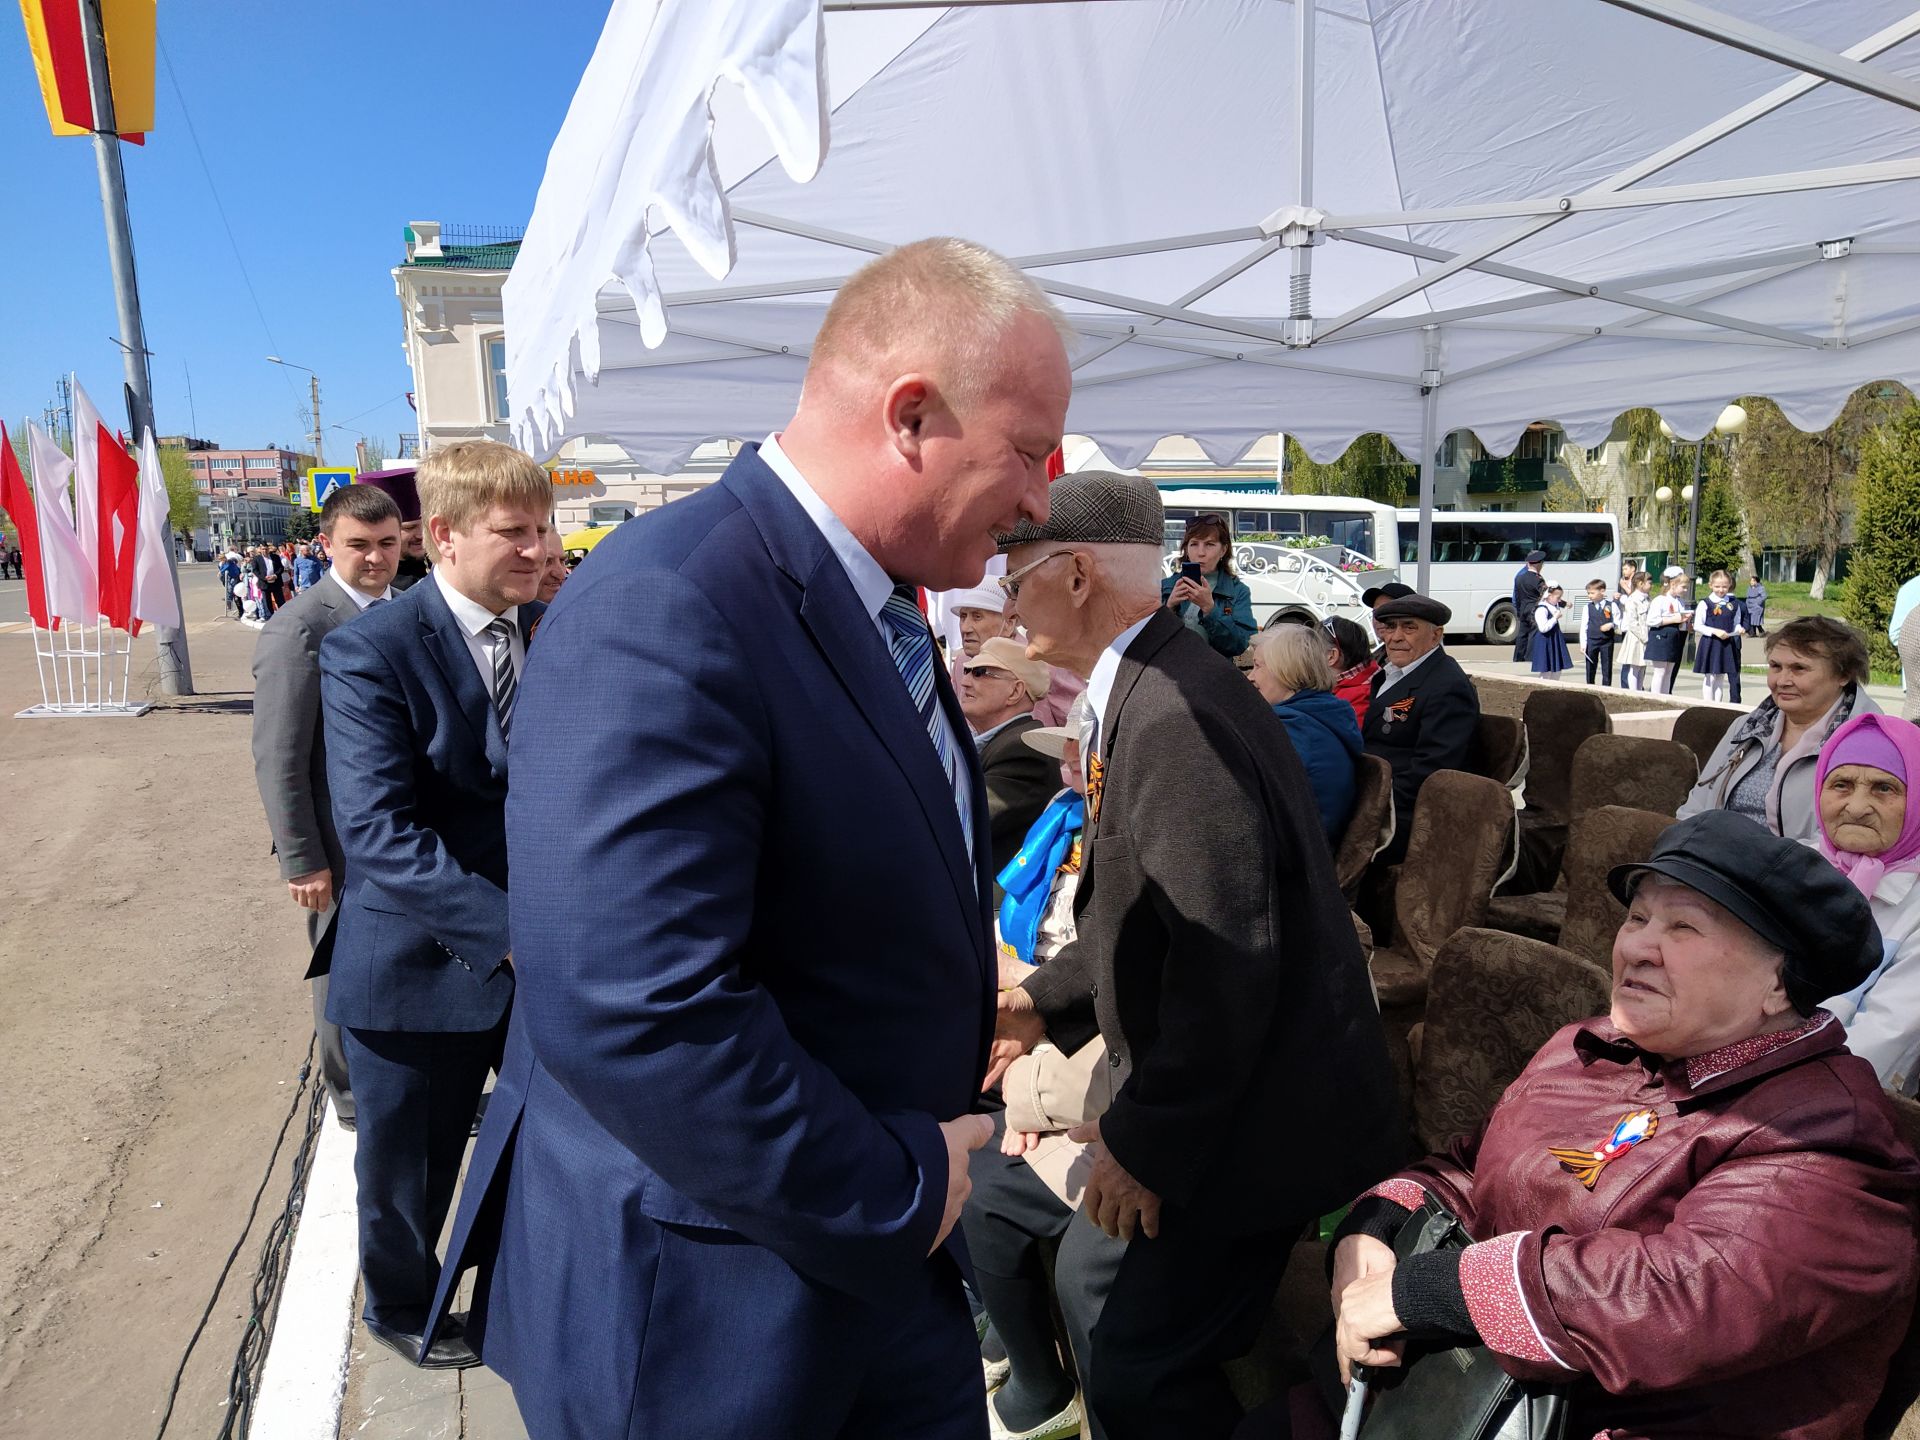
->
xmin=879 ymin=585 xmax=962 ymax=822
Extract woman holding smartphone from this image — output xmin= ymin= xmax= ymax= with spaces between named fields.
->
xmin=1160 ymin=513 xmax=1256 ymax=658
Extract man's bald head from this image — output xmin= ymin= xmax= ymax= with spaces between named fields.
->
xmin=806 ymin=238 xmax=1071 ymax=412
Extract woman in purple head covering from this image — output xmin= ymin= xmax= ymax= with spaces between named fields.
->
xmin=1817 ymin=713 xmax=1920 ymax=1093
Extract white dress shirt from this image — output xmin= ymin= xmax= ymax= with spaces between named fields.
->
xmin=433 ymin=567 xmax=524 ymax=702
xmin=760 ymin=434 xmax=973 ymax=850
xmin=328 ymin=567 xmax=394 ymax=612
xmin=1084 ymin=613 xmax=1155 ymax=775
xmin=1376 ymin=641 xmax=1441 ymax=698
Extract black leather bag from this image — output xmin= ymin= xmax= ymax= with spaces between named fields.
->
xmin=1352 ymin=1202 xmax=1569 ymax=1440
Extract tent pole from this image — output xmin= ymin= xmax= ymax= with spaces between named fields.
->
xmin=1287 ymin=0 xmax=1316 ymax=347
xmin=1596 ymin=0 xmax=1920 ymax=114
xmin=1415 ymin=329 xmax=1441 ymax=594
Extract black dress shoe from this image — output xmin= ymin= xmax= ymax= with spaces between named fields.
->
xmin=363 ymin=1314 xmax=481 ymax=1370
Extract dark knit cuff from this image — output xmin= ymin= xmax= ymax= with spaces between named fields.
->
xmin=1325 ymin=1194 xmax=1415 ymax=1278
xmin=1391 ymin=1248 xmax=1477 ymax=1341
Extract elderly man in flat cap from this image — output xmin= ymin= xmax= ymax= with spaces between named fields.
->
xmin=959 ymin=635 xmax=1059 ymax=894
xmin=978 ymin=470 xmax=1401 ymax=1440
xmin=1363 ymin=591 xmax=1482 ymax=863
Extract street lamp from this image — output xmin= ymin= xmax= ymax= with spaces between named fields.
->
xmin=266 ymin=356 xmax=323 ymax=466
xmin=1654 ymin=407 xmax=1744 ymax=576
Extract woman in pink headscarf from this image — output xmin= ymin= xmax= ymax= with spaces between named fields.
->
xmin=1816 ymin=713 xmax=1920 ymax=1094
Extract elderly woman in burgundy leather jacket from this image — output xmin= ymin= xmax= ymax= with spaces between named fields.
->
xmin=1329 ymin=810 xmax=1920 ymax=1440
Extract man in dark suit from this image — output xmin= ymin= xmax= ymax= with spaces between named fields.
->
xmin=318 ymin=441 xmax=551 ymax=1369
xmin=1363 ymin=592 xmax=1481 ymax=862
xmin=960 ymin=634 xmax=1057 ymax=889
xmin=250 ymin=483 xmax=403 ymax=1127
xmin=1510 ymin=547 xmax=1547 ymax=660
xmin=427 ymin=239 xmax=1071 ymax=1439
xmin=987 ymin=470 xmax=1403 ymax=1440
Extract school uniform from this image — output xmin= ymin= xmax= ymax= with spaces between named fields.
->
xmin=1530 ymin=601 xmax=1572 ymax=678
xmin=1581 ymin=596 xmax=1619 ymax=686
xmin=1645 ymin=593 xmax=1688 ymax=694
xmin=1693 ymin=592 xmax=1746 ymax=704
xmin=1617 ymin=590 xmax=1651 ymax=690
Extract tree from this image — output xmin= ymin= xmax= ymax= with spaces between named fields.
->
xmin=156 ymin=444 xmax=203 ymax=536
xmin=1283 ymin=433 xmax=1416 ymax=505
xmin=359 ymin=435 xmax=389 ymax=471
xmin=1692 ymin=476 xmax=1745 ymax=579
xmin=1844 ymin=402 xmax=1920 ymax=673
xmin=1542 ymin=477 xmax=1593 ymax=513
xmin=286 ymin=509 xmax=319 ymax=544
xmin=1730 ymin=386 xmax=1908 ymax=599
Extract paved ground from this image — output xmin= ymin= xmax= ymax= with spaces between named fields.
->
xmin=0 ymin=562 xmax=319 ymax=1438
xmin=1448 ymin=638 xmax=1907 ymax=711
xmin=339 ymin=1267 xmax=526 ymax=1440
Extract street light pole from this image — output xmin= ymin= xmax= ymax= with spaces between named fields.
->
xmin=79 ymin=0 xmax=192 ymax=694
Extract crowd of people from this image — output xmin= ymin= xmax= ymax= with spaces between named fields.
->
xmin=239 ymin=237 xmax=1920 ymax=1440
xmin=1513 ymin=548 xmax=1774 ymax=696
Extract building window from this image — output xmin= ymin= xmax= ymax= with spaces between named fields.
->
xmin=1586 ymin=445 xmax=1605 ymax=463
xmin=1627 ymin=495 xmax=1649 ymax=530
xmin=488 ymin=338 xmax=509 ymax=422
xmin=1438 ymin=432 xmax=1459 ymax=469
xmin=210 ymin=457 xmax=242 ymax=471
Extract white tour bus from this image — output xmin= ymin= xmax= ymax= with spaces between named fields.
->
xmin=1394 ymin=509 xmax=1622 ymax=644
xmin=1156 ymin=491 xmax=1396 ymax=632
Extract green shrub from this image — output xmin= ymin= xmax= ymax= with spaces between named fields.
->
xmin=1844 ymin=405 xmax=1920 ymax=672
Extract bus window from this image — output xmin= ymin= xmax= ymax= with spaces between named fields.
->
xmin=1320 ymin=512 xmax=1375 ymax=558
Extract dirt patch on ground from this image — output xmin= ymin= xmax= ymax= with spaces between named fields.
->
xmin=0 ymin=570 xmax=315 ymax=1438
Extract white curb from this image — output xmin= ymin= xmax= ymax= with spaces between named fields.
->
xmin=250 ymin=1101 xmax=360 ymax=1440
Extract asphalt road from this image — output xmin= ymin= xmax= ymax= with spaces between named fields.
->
xmin=0 ymin=562 xmax=223 ymax=627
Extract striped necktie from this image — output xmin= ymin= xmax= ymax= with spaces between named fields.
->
xmin=486 ymin=616 xmax=517 ymax=739
xmin=878 ymin=585 xmax=961 ymax=821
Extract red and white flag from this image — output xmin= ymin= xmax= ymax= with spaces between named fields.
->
xmin=0 ymin=422 xmax=51 ymax=630
xmin=131 ymin=429 xmax=181 ymax=634
xmin=27 ymin=421 xmax=97 ymax=626
xmin=71 ymin=377 xmax=105 ymax=596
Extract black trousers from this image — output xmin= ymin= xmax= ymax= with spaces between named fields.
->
xmin=1583 ymin=642 xmax=1613 ymax=686
xmin=963 ymin=1113 xmax=1297 ymax=1440
xmin=340 ymin=1022 xmax=503 ymax=1327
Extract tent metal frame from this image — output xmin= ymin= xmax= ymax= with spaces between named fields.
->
xmin=629 ymin=0 xmax=1920 ymax=585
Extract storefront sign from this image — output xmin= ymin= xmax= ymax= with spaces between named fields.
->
xmin=550 ymin=468 xmax=597 ymax=487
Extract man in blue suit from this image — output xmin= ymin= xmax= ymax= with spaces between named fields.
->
xmin=428 ymin=240 xmax=1073 ymax=1438
xmin=319 ymin=441 xmax=552 ymax=1368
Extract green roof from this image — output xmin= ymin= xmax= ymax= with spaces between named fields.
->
xmin=404 ymin=240 xmax=522 ymax=271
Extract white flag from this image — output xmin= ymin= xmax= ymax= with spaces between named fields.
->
xmin=27 ymin=422 xmax=98 ymax=627
xmin=71 ymin=376 xmax=106 ymax=592
xmin=132 ymin=428 xmax=182 ymax=631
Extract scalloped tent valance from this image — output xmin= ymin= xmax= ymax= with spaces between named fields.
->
xmin=506 ymin=0 xmax=1920 ymax=578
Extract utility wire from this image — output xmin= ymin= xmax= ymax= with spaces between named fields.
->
xmin=154 ymin=30 xmax=306 ymax=432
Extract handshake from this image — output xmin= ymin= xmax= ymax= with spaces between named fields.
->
xmin=932 ymin=1113 xmax=995 ymax=1254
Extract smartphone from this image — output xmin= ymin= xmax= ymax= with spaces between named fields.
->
xmin=1179 ymin=561 xmax=1204 ymax=585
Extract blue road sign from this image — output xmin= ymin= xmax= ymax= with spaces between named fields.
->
xmin=308 ymin=468 xmax=355 ymax=513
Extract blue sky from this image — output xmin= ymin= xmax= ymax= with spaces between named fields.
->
xmin=0 ymin=3 xmax=609 ymax=455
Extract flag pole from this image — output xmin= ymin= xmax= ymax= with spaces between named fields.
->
xmin=78 ymin=0 xmax=191 ymax=695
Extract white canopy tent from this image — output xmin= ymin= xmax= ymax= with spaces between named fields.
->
xmin=505 ymin=0 xmax=1920 ymax=584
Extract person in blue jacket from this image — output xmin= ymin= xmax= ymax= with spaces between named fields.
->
xmin=1160 ymin=512 xmax=1255 ymax=658
xmin=1248 ymin=621 xmax=1363 ymax=838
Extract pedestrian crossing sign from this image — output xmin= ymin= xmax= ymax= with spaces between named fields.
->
xmin=308 ymin=468 xmax=355 ymax=513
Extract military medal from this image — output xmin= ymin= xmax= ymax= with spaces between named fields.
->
xmin=1086 ymin=751 xmax=1105 ymax=825
xmin=1380 ymin=696 xmax=1414 ymax=731
xmin=1548 ymin=1108 xmax=1658 ymax=1189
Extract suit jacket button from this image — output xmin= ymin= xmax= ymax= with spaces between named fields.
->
xmin=1108 ymin=1052 xmax=1122 ymax=1067
xmin=1089 ymin=983 xmax=1098 ymax=999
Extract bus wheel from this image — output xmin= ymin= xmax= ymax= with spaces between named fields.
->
xmin=1482 ymin=602 xmax=1517 ymax=645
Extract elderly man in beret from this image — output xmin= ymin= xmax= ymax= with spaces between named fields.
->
xmin=960 ymin=634 xmax=1061 ymax=893
xmin=980 ymin=469 xmax=1401 ymax=1440
xmin=1320 ymin=810 xmax=1920 ymax=1440
xmin=1363 ymin=592 xmax=1481 ymax=862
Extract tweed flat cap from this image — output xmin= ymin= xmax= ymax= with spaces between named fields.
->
xmin=1373 ymin=593 xmax=1452 ymax=626
xmin=996 ymin=469 xmax=1165 ymax=551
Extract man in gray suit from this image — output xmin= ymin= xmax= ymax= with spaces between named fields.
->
xmin=251 ymin=483 xmax=404 ymax=1126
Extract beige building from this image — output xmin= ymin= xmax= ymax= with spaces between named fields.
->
xmin=392 ymin=221 xmax=733 ymax=533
